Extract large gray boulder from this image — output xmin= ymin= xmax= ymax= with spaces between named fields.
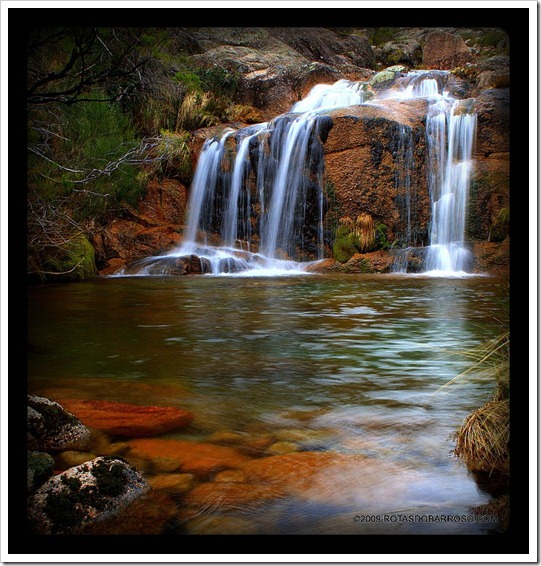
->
xmin=27 ymin=456 xmax=150 ymax=534
xmin=27 ymin=395 xmax=91 ymax=452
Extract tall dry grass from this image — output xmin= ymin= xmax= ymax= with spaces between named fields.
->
xmin=452 ymin=332 xmax=510 ymax=477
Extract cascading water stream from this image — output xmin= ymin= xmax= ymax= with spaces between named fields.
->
xmin=125 ymin=79 xmax=366 ymax=276
xmin=391 ymin=72 xmax=477 ymax=275
xmin=425 ymin=98 xmax=477 ymax=274
xmin=182 ymin=128 xmax=236 ymax=251
xmin=119 ymin=71 xmax=476 ymax=277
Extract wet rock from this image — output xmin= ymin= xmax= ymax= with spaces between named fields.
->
xmin=266 ymin=441 xmax=299 ymax=455
xmin=472 ymin=240 xmax=510 ymax=277
xmin=126 ymin=438 xmax=253 ymax=478
xmin=147 ymin=473 xmax=195 ymax=494
xmin=305 ymin=258 xmax=343 ymax=273
xmin=344 ymin=251 xmax=395 ymax=274
xmin=183 ymin=481 xmax=285 ymax=512
xmin=213 ymin=469 xmax=246 ymax=483
xmin=324 ymin=99 xmax=430 ymax=246
xmin=94 ymin=177 xmax=187 ymax=275
xmin=274 ymin=428 xmax=337 ymax=450
xmin=181 ymin=514 xmax=259 ymax=535
xmin=55 ymin=451 xmax=98 ymax=471
xmin=205 ymin=430 xmax=248 ymax=445
xmin=27 ymin=451 xmax=55 ymax=493
xmin=238 ymin=434 xmax=276 ymax=456
xmin=474 ymin=88 xmax=510 ymax=156
xmin=84 ymin=491 xmax=178 ymax=535
xmin=240 ymin=451 xmax=367 ymax=500
xmin=369 ymin=66 xmax=407 ymax=89
xmin=27 ymin=456 xmax=150 ymax=534
xmin=27 ymin=395 xmax=91 ymax=453
xmin=94 ymin=219 xmax=183 ymax=276
xmin=55 ymin=399 xmax=194 ymax=438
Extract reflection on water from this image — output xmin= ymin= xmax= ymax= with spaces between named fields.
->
xmin=27 ymin=273 xmax=508 ymax=534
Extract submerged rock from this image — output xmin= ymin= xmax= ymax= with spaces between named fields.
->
xmin=183 ymin=481 xmax=285 ymax=512
xmin=126 ymin=438 xmax=253 ymax=478
xmin=55 ymin=399 xmax=194 ymax=438
xmin=27 ymin=456 xmax=150 ymax=535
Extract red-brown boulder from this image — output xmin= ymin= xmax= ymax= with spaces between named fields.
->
xmin=57 ymin=399 xmax=194 ymax=438
xmin=126 ymin=438 xmax=253 ymax=477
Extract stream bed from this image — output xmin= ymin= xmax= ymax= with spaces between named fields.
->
xmin=27 ymin=272 xmax=508 ymax=535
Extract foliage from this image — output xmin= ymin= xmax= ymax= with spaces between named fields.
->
xmin=331 ymin=212 xmax=392 ymax=262
xmin=451 ymin=65 xmax=479 ymax=81
xmin=375 ymin=223 xmax=391 ymax=250
xmin=30 ymin=233 xmax=97 ymax=282
xmin=146 ymin=130 xmax=193 ymax=183
xmin=477 ymin=29 xmax=508 ymax=49
xmin=441 ymin=331 xmax=510 ymax=482
xmin=333 ymin=224 xmax=360 ymax=263
xmin=27 ymin=28 xmax=148 ymax=106
xmin=489 ymin=207 xmax=510 ymax=243
xmin=367 ymin=27 xmax=396 ymax=46
xmin=454 ymin=398 xmax=509 ymax=476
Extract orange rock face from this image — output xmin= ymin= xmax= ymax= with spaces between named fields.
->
xmin=126 ymin=438 xmax=253 ymax=478
xmin=57 ymin=399 xmax=194 ymax=438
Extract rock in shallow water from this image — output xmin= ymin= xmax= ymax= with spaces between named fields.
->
xmin=125 ymin=438 xmax=252 ymax=477
xmin=27 ymin=395 xmax=91 ymax=452
xmin=27 ymin=456 xmax=150 ymax=535
xmin=55 ymin=399 xmax=194 ymax=438
xmin=27 ymin=451 xmax=55 ymax=493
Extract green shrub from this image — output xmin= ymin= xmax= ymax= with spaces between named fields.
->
xmin=375 ymin=223 xmax=390 ymax=250
xmin=478 ymin=29 xmax=508 ymax=48
xmin=40 ymin=234 xmax=97 ymax=281
xmin=367 ymin=27 xmax=396 ymax=46
xmin=333 ymin=226 xmax=360 ymax=263
xmin=489 ymin=208 xmax=510 ymax=242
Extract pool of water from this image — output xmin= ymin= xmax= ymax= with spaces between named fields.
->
xmin=27 ymin=272 xmax=508 ymax=535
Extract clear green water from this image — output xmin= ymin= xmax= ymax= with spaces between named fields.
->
xmin=27 ymin=272 xmax=508 ymax=535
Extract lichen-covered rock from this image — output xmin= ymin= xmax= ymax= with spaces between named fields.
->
xmin=27 ymin=395 xmax=91 ymax=452
xmin=27 ymin=456 xmax=150 ymax=534
xmin=27 ymin=451 xmax=55 ymax=493
xmin=423 ymin=31 xmax=475 ymax=70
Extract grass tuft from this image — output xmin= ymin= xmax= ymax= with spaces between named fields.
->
xmin=454 ymin=398 xmax=509 ymax=476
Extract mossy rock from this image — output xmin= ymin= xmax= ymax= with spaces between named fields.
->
xmin=28 ymin=451 xmax=55 ymax=493
xmin=41 ymin=234 xmax=97 ymax=281
xmin=369 ymin=69 xmax=397 ymax=87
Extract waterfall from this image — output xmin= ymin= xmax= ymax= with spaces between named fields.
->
xmin=391 ymin=73 xmax=477 ymax=275
xmin=122 ymin=79 xmax=365 ymax=276
xmin=424 ymin=98 xmax=477 ymax=274
xmin=182 ymin=128 xmax=236 ymax=250
xmin=118 ymin=72 xmax=476 ymax=278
